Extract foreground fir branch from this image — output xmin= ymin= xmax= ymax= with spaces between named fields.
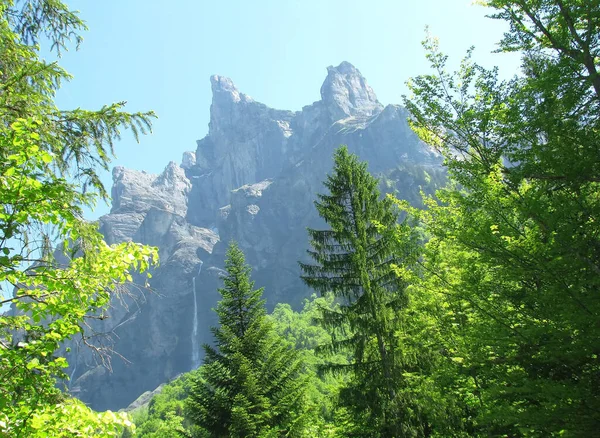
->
xmin=0 ymin=0 xmax=158 ymax=436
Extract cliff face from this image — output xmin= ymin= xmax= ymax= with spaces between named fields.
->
xmin=66 ymin=62 xmax=441 ymax=411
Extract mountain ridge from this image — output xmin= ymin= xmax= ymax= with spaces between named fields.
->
xmin=65 ymin=62 xmax=442 ymax=411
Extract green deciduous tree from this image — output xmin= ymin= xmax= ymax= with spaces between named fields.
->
xmin=270 ymin=294 xmax=350 ymax=436
xmin=129 ymin=368 xmax=202 ymax=438
xmin=402 ymin=0 xmax=600 ymax=435
xmin=0 ymin=0 xmax=157 ymax=436
xmin=186 ymin=242 xmax=309 ymax=437
xmin=300 ymin=146 xmax=434 ymax=437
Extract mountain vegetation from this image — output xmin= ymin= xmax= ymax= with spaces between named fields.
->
xmin=398 ymin=0 xmax=600 ymax=434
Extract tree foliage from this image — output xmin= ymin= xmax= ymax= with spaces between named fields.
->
xmin=300 ymin=146 xmax=436 ymax=437
xmin=134 ymin=295 xmax=349 ymax=437
xmin=0 ymin=0 xmax=157 ymax=436
xmin=128 ymin=369 xmax=202 ymax=438
xmin=187 ymin=242 xmax=309 ymax=437
xmin=401 ymin=0 xmax=600 ymax=435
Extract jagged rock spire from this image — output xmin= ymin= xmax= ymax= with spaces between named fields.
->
xmin=320 ymin=61 xmax=383 ymax=120
xmin=210 ymin=75 xmax=252 ymax=105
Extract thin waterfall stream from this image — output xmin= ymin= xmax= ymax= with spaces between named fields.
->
xmin=191 ymin=262 xmax=203 ymax=369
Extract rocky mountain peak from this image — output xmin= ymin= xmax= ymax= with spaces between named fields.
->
xmin=110 ymin=162 xmax=191 ymax=217
xmin=320 ymin=61 xmax=383 ymax=121
xmin=208 ymin=75 xmax=270 ymax=139
xmin=210 ymin=75 xmax=252 ymax=104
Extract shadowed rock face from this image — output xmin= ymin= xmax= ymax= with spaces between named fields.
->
xmin=66 ymin=62 xmax=441 ymax=411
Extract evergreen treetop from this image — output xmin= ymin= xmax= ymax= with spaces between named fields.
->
xmin=300 ymin=146 xmax=429 ymax=436
xmin=187 ymin=242 xmax=309 ymax=437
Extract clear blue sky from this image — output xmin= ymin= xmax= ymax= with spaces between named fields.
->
xmin=51 ymin=0 xmax=521 ymax=218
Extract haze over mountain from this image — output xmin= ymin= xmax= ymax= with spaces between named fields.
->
xmin=66 ymin=62 xmax=443 ymax=411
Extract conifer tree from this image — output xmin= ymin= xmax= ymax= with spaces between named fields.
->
xmin=187 ymin=242 xmax=308 ymax=437
xmin=300 ymin=146 xmax=426 ymax=436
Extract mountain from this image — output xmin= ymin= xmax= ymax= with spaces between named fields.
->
xmin=65 ymin=62 xmax=442 ymax=411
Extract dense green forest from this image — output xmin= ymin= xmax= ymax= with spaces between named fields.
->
xmin=1 ymin=0 xmax=599 ymax=436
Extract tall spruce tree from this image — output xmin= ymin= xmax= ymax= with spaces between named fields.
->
xmin=186 ymin=242 xmax=308 ymax=437
xmin=299 ymin=146 xmax=426 ymax=437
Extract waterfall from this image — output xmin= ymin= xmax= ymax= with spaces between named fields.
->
xmin=191 ymin=262 xmax=203 ymax=369
xmin=68 ymin=343 xmax=78 ymax=391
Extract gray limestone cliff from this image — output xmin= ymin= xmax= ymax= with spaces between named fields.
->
xmin=65 ymin=62 xmax=443 ymax=411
